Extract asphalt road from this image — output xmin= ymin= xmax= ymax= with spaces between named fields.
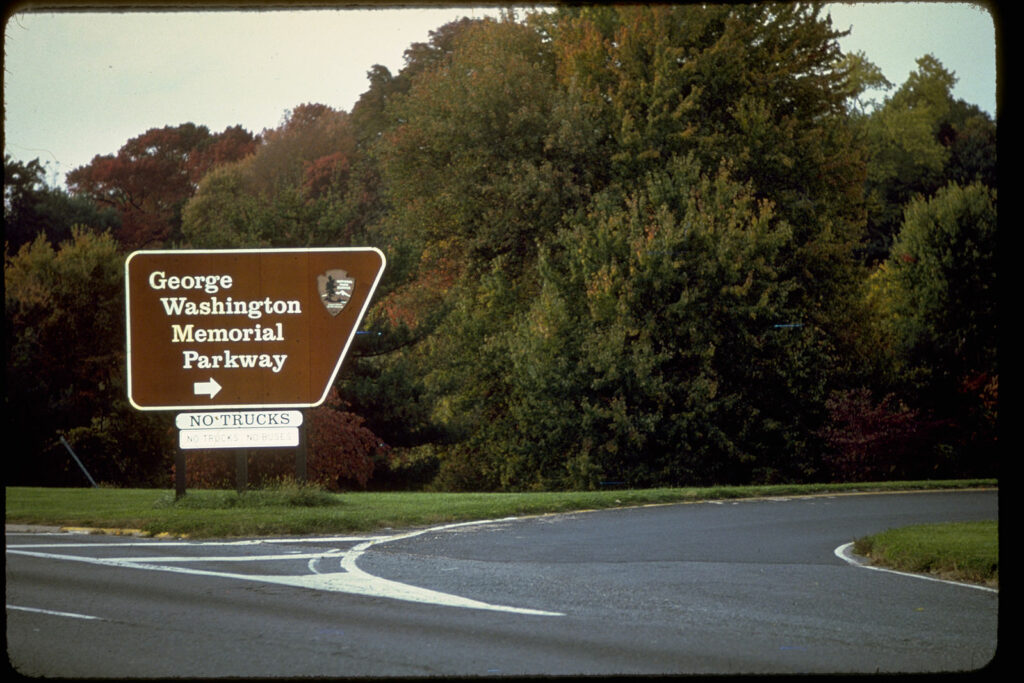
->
xmin=6 ymin=489 xmax=999 ymax=676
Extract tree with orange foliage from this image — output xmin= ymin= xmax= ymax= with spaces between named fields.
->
xmin=181 ymin=104 xmax=374 ymax=248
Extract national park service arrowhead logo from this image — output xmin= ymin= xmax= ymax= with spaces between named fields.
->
xmin=318 ymin=269 xmax=355 ymax=317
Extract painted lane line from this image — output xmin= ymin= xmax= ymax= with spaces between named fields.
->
xmin=309 ymin=549 xmax=346 ymax=574
xmin=7 ymin=605 xmax=102 ymax=620
xmin=6 ymin=518 xmax=564 ymax=617
xmin=5 ymin=535 xmax=387 ymax=550
xmin=834 ymin=542 xmax=997 ymax=593
xmin=96 ymin=551 xmax=347 ymax=563
xmin=324 ymin=519 xmax=565 ymax=616
xmin=8 ymin=547 xmax=561 ymax=616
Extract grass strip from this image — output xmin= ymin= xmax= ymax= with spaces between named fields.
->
xmin=6 ymin=479 xmax=995 ymax=539
xmin=853 ymin=520 xmax=998 ymax=587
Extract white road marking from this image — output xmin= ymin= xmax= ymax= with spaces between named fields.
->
xmin=97 ymin=551 xmax=344 ymax=563
xmin=5 ymin=535 xmax=386 ymax=549
xmin=6 ymin=520 xmax=564 ymax=616
xmin=7 ymin=605 xmax=102 ymax=620
xmin=833 ymin=542 xmax=998 ymax=593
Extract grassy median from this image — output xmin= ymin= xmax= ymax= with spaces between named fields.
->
xmin=854 ymin=520 xmax=998 ymax=588
xmin=6 ymin=479 xmax=995 ymax=540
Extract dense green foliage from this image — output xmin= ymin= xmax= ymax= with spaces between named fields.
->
xmin=5 ymin=229 xmax=173 ymax=485
xmin=4 ymin=156 xmax=121 ymax=255
xmin=5 ymin=4 xmax=997 ymax=491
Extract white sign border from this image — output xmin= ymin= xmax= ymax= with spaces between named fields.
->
xmin=175 ymin=410 xmax=304 ymax=430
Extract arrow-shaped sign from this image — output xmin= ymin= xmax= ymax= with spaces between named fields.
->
xmin=193 ymin=378 xmax=222 ymax=399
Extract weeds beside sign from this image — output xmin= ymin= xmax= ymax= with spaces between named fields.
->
xmin=125 ymin=248 xmax=385 ymax=411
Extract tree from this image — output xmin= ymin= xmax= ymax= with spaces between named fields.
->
xmin=818 ymin=388 xmax=934 ymax=481
xmin=376 ymin=16 xmax=583 ymax=276
xmin=181 ymin=105 xmax=374 ymax=248
xmin=878 ymin=182 xmax=996 ymax=387
xmin=369 ymin=5 xmax=875 ymax=488
xmin=858 ymin=55 xmax=997 ymax=263
xmin=870 ymin=181 xmax=997 ymax=475
xmin=834 ymin=50 xmax=893 ymax=115
xmin=67 ymin=123 xmax=257 ymax=249
xmin=246 ymin=104 xmax=355 ymax=196
xmin=178 ymin=158 xmax=265 ymax=248
xmin=349 ymin=17 xmax=484 ymax=149
xmin=357 ymin=15 xmax=595 ymax=473
xmin=4 ymin=155 xmax=119 ymax=254
xmin=501 ymin=158 xmax=814 ymax=488
xmin=5 ymin=229 xmax=172 ymax=485
xmin=541 ymin=2 xmax=871 ymax=389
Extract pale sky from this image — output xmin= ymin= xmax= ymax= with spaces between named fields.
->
xmin=3 ymin=3 xmax=998 ymax=188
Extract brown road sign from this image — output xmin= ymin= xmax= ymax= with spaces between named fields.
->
xmin=125 ymin=248 xmax=385 ymax=410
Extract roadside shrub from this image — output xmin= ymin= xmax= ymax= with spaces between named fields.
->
xmin=819 ymin=388 xmax=936 ymax=481
xmin=366 ymin=444 xmax=441 ymax=491
xmin=305 ymin=390 xmax=389 ymax=490
xmin=178 ymin=389 xmax=388 ymax=491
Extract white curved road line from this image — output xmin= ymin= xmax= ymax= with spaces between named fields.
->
xmin=834 ymin=542 xmax=997 ymax=593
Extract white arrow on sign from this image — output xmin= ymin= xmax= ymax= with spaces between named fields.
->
xmin=193 ymin=378 xmax=222 ymax=399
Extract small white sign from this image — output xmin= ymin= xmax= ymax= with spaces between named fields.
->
xmin=179 ymin=427 xmax=299 ymax=450
xmin=176 ymin=410 xmax=303 ymax=430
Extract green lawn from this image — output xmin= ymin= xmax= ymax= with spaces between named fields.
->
xmin=854 ymin=520 xmax=998 ymax=587
xmin=6 ymin=479 xmax=995 ymax=539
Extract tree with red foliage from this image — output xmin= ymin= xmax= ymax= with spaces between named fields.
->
xmin=819 ymin=388 xmax=935 ymax=482
xmin=67 ymin=123 xmax=257 ymax=249
xmin=186 ymin=125 xmax=260 ymax=180
xmin=305 ymin=388 xmax=389 ymax=489
xmin=301 ymin=151 xmax=351 ymax=199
